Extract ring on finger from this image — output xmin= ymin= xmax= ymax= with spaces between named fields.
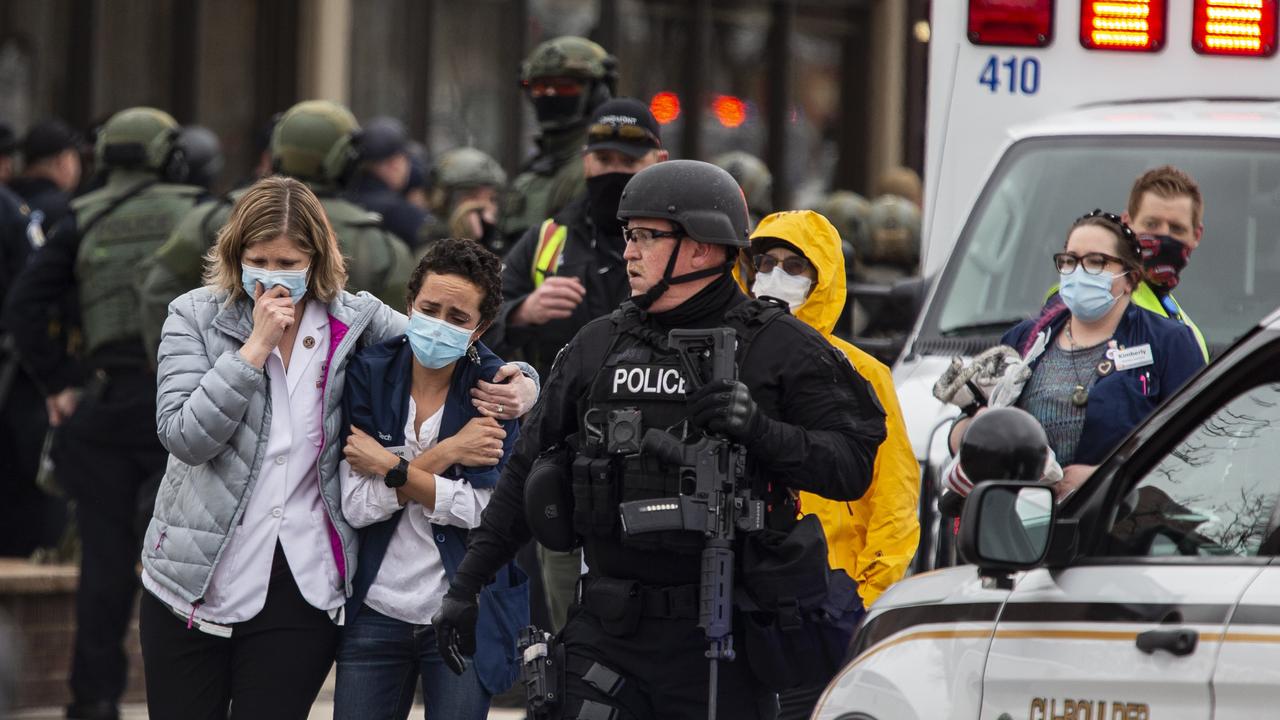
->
xmin=497 ymin=403 xmax=505 ymax=414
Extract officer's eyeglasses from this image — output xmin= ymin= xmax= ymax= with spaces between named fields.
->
xmin=587 ymin=123 xmax=661 ymax=148
xmin=623 ymin=227 xmax=683 ymax=248
xmin=753 ymin=254 xmax=811 ymax=276
xmin=1053 ymin=252 xmax=1124 ymax=275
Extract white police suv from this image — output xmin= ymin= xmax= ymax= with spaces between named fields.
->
xmin=816 ymin=308 xmax=1280 ymax=719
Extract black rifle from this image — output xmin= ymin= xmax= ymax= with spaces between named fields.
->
xmin=618 ymin=328 xmax=765 ymax=720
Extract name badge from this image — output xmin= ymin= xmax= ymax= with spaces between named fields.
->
xmin=1111 ymin=344 xmax=1154 ymax=372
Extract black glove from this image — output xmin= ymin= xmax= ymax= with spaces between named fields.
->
xmin=688 ymin=378 xmax=765 ymax=442
xmin=432 ymin=588 xmax=480 ymax=676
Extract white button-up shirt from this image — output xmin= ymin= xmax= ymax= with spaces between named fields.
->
xmin=144 ymin=299 xmax=345 ymax=626
xmin=340 ymin=398 xmax=492 ymax=625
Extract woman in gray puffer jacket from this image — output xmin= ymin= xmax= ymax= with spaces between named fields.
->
xmin=136 ymin=177 xmax=538 ymax=719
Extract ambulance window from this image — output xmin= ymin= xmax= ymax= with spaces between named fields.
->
xmin=924 ymin=136 xmax=1280 ymax=356
xmin=1105 ymin=382 xmax=1280 ymax=558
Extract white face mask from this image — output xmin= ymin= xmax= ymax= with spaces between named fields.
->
xmin=752 ymin=269 xmax=813 ymax=312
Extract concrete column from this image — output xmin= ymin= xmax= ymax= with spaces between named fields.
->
xmin=297 ymin=0 xmax=351 ymax=103
xmin=867 ymin=0 xmax=907 ymax=188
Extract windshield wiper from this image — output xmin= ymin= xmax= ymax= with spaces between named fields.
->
xmin=939 ymin=318 xmax=1027 ymax=337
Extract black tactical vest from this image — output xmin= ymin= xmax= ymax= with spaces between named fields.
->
xmin=570 ymin=299 xmax=787 ymax=554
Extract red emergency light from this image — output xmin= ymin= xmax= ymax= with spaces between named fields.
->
xmin=712 ymin=95 xmax=747 ymax=128
xmin=1193 ymin=0 xmax=1277 ymax=57
xmin=1080 ymin=1 xmax=1167 ymax=52
xmin=967 ymin=0 xmax=1055 ymax=47
xmin=650 ymin=92 xmax=681 ymax=125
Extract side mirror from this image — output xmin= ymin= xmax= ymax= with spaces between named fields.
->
xmin=958 ymin=482 xmax=1055 ymax=573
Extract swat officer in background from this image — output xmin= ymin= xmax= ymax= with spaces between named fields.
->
xmin=499 ymin=36 xmax=618 ymax=243
xmin=346 ymin=115 xmax=433 ymax=250
xmin=0 ymin=118 xmax=83 ymax=558
xmin=711 ymin=151 xmax=773 ymax=229
xmin=420 ymin=146 xmax=508 ymax=255
xmin=137 ymin=99 xmax=414 ymax=357
xmin=435 ymin=160 xmax=886 ymax=719
xmin=2 ymin=107 xmax=205 ymax=720
xmin=485 ymin=97 xmax=668 ymax=633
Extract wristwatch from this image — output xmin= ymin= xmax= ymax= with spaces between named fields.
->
xmin=383 ymin=457 xmax=409 ymax=489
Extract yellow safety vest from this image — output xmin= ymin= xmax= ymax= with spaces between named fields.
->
xmin=1130 ymin=281 xmax=1209 ymax=361
xmin=531 ymin=218 xmax=568 ymax=288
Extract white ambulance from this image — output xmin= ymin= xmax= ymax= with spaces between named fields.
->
xmin=815 ymin=306 xmax=1280 ymax=719
xmin=900 ymin=0 xmax=1280 ymax=570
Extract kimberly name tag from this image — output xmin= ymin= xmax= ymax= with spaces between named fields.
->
xmin=1111 ymin=344 xmax=1154 ymax=371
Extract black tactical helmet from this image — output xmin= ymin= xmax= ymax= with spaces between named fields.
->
xmin=617 ymin=160 xmax=750 ymax=248
xmin=174 ymin=125 xmax=223 ymax=189
xmin=959 ymin=407 xmax=1050 ymax=483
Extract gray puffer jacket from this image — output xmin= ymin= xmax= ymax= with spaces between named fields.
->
xmin=142 ymin=287 xmax=405 ymax=605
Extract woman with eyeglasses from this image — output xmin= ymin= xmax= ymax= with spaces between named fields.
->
xmin=950 ymin=210 xmax=1204 ymax=499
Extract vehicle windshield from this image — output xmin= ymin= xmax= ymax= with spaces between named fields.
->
xmin=920 ymin=136 xmax=1280 ymax=354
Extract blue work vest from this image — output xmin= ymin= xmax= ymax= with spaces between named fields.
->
xmin=342 ymin=336 xmax=528 ymax=694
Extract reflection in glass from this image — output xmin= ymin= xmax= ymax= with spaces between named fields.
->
xmin=1109 ymin=382 xmax=1280 ymax=557
xmin=978 ymin=485 xmax=1053 ymax=565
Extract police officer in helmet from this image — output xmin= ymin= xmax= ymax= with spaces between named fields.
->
xmin=420 ymin=146 xmax=508 ymax=255
xmin=500 ymin=36 xmax=618 ymax=243
xmin=434 ymin=160 xmax=886 ymax=719
xmin=136 ymin=100 xmax=415 ymax=357
xmin=3 ymin=107 xmax=206 ymax=720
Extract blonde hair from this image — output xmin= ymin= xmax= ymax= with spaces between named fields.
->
xmin=203 ymin=175 xmax=347 ymax=302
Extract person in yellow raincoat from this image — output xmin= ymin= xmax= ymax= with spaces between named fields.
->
xmin=735 ymin=210 xmax=920 ymax=605
xmin=735 ymin=209 xmax=920 ymax=718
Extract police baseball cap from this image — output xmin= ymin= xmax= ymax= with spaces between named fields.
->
xmin=359 ymin=116 xmax=409 ymax=163
xmin=585 ymin=98 xmax=661 ymax=159
xmin=22 ymin=119 xmax=81 ymax=165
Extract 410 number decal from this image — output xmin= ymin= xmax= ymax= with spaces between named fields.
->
xmin=980 ymin=55 xmax=1040 ymax=95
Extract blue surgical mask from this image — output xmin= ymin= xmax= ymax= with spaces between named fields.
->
xmin=407 ymin=312 xmax=475 ymax=369
xmin=241 ymin=264 xmax=309 ymax=303
xmin=1059 ymin=267 xmax=1118 ymax=322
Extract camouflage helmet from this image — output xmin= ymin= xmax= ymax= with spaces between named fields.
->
xmin=816 ymin=190 xmax=872 ymax=264
xmin=435 ymin=147 xmax=507 ymax=190
xmin=520 ymin=36 xmax=617 ymax=85
xmin=94 ymin=107 xmax=180 ymax=172
xmin=712 ymin=151 xmax=773 ymax=218
xmin=864 ymin=194 xmax=922 ymax=270
xmin=271 ymin=100 xmax=361 ymax=185
xmin=875 ymin=166 xmax=923 ymax=209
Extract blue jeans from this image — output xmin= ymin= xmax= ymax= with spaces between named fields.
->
xmin=333 ymin=605 xmax=490 ymax=720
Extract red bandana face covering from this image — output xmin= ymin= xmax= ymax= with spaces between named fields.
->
xmin=1137 ymin=233 xmax=1192 ymax=291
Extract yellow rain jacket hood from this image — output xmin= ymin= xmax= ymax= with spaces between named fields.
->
xmin=738 ymin=210 xmax=920 ymax=606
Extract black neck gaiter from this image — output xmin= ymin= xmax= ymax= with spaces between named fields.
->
xmin=650 ymin=272 xmax=744 ymax=329
xmin=585 ymin=172 xmax=630 ymax=240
